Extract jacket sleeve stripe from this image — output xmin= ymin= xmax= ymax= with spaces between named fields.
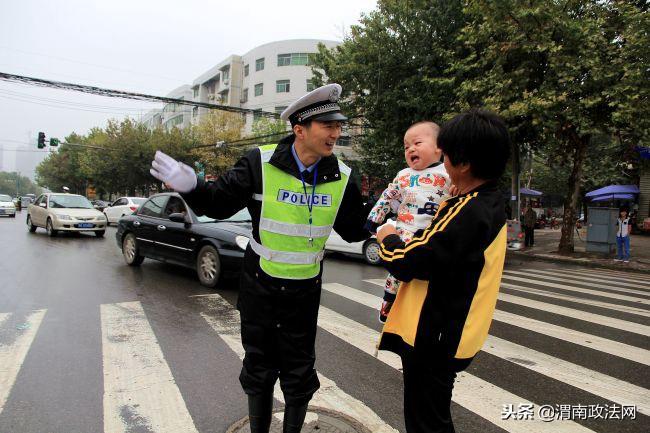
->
xmin=380 ymin=193 xmax=477 ymax=262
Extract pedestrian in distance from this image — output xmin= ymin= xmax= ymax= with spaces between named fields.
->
xmin=615 ymin=208 xmax=632 ymax=263
xmin=366 ymin=121 xmax=452 ymax=323
xmin=149 ymin=83 xmax=370 ymax=433
xmin=523 ymin=205 xmax=536 ymax=247
xmin=376 ymin=108 xmax=511 ymax=433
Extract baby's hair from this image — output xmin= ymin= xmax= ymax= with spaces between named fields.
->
xmin=406 ymin=121 xmax=440 ymax=137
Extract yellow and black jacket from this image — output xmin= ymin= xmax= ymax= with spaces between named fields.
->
xmin=378 ymin=181 xmax=507 ymax=371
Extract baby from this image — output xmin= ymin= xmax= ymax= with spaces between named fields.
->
xmin=367 ymin=121 xmax=452 ymax=322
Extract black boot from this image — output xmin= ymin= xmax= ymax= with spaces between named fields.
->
xmin=282 ymin=403 xmax=308 ymax=433
xmin=248 ymin=392 xmax=274 ymax=433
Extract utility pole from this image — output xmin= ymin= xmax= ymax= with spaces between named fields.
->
xmin=511 ymin=142 xmax=521 ymax=219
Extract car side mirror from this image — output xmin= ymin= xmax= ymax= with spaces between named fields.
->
xmin=39 ymin=202 xmax=47 ymax=208
xmin=169 ymin=212 xmax=188 ymax=224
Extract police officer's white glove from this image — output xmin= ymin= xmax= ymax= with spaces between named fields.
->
xmin=150 ymin=151 xmax=197 ymax=193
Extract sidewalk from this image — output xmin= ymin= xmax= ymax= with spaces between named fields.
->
xmin=509 ymin=227 xmax=650 ymax=274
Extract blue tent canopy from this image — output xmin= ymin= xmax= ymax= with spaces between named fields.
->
xmin=585 ymin=184 xmax=639 ymax=198
xmin=591 ymin=193 xmax=635 ymax=202
xmin=520 ymin=187 xmax=543 ymax=196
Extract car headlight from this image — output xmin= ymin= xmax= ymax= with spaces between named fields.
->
xmin=235 ymin=235 xmax=250 ymax=251
xmin=57 ymin=214 xmax=72 ymax=220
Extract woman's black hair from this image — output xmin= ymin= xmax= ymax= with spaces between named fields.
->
xmin=438 ymin=109 xmax=511 ymax=180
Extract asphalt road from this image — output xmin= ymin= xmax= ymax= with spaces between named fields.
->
xmin=0 ymin=212 xmax=648 ymax=433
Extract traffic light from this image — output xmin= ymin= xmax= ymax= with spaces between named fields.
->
xmin=50 ymin=138 xmax=60 ymax=147
xmin=37 ymin=132 xmax=45 ymax=149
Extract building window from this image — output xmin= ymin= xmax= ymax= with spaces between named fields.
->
xmin=253 ymin=110 xmax=264 ymax=122
xmin=241 ymin=88 xmax=248 ymax=103
xmin=255 ymin=57 xmax=264 ymax=71
xmin=192 ymin=106 xmax=198 ymax=117
xmin=278 ymin=53 xmax=311 ymax=66
xmin=222 ymin=66 xmax=230 ymax=82
xmin=193 ymin=87 xmax=199 ymax=98
xmin=244 ymin=64 xmax=249 ymax=77
xmin=306 ymin=79 xmax=315 ymax=92
xmin=254 ymin=83 xmax=263 ymax=97
xmin=275 ymin=106 xmax=288 ymax=114
xmin=276 ymin=80 xmax=290 ymax=93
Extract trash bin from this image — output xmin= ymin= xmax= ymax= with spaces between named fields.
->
xmin=586 ymin=207 xmax=618 ymax=254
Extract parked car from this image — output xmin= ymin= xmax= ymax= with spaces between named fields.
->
xmin=115 ymin=193 xmax=252 ymax=288
xmin=0 ymin=194 xmax=16 ymax=218
xmin=325 ymin=230 xmax=382 ymax=265
xmin=20 ymin=196 xmax=34 ymax=209
xmin=26 ymin=193 xmax=107 ymax=237
xmin=104 ymin=197 xmax=147 ymax=225
xmin=506 ymin=219 xmax=524 ymax=250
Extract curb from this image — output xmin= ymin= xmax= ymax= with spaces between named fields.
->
xmin=509 ymin=251 xmax=650 ymax=275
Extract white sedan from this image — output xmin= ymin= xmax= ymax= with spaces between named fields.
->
xmin=26 ymin=193 xmax=107 ymax=237
xmin=325 ymin=230 xmax=382 ymax=265
xmin=0 ymin=194 xmax=16 ymax=217
xmin=103 ymin=197 xmax=147 ymax=225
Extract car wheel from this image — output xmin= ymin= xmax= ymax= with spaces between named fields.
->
xmin=197 ymin=245 xmax=221 ymax=288
xmin=27 ymin=215 xmax=37 ymax=232
xmin=94 ymin=230 xmax=105 ymax=238
xmin=363 ymin=239 xmax=382 ymax=265
xmin=122 ymin=233 xmax=144 ymax=266
xmin=46 ymin=218 xmax=57 ymax=237
xmin=10 ymin=214 xmax=15 ymax=218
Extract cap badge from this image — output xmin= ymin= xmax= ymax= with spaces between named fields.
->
xmin=328 ymin=87 xmax=340 ymax=102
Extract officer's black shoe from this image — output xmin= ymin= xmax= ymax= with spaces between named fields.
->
xmin=282 ymin=403 xmax=308 ymax=433
xmin=248 ymin=392 xmax=274 ymax=433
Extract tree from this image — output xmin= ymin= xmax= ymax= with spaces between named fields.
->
xmin=311 ymin=0 xmax=467 ymax=181
xmin=250 ymin=117 xmax=289 ymax=145
xmin=453 ymin=0 xmax=648 ymax=253
xmin=192 ymin=110 xmax=245 ymax=176
xmin=0 ymin=172 xmax=42 ymax=196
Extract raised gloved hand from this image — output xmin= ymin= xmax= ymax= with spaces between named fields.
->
xmin=150 ymin=151 xmax=197 ymax=193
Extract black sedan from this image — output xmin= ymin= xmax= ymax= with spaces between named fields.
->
xmin=115 ymin=192 xmax=251 ymax=288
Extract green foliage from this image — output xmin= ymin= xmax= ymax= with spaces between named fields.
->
xmin=192 ymin=110 xmax=245 ymax=176
xmin=250 ymin=117 xmax=290 ymax=145
xmin=0 ymin=172 xmax=42 ymax=197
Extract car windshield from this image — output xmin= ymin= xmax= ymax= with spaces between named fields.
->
xmin=49 ymin=195 xmax=94 ymax=209
xmin=131 ymin=198 xmax=146 ymax=204
xmin=0 ymin=194 xmax=12 ymax=202
xmin=197 ymin=208 xmax=251 ymax=223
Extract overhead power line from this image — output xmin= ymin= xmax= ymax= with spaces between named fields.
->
xmin=0 ymin=71 xmax=280 ymax=119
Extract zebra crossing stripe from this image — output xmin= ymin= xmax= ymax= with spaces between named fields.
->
xmin=326 ymin=284 xmax=650 ymax=414
xmin=0 ymin=309 xmax=46 ymax=414
xmin=500 ymin=283 xmax=650 ymax=318
xmin=576 ymin=269 xmax=650 ymax=286
xmin=482 ymin=335 xmax=650 ymax=415
xmin=493 ymin=310 xmax=650 ymax=366
xmin=504 ymin=270 xmax=650 ymax=297
xmin=523 ymin=269 xmax=650 ymax=291
xmin=500 ymin=275 xmax=650 ymax=305
xmin=498 ymin=292 xmax=650 ymax=336
xmin=317 ymin=305 xmax=595 ymax=432
xmin=101 ymin=302 xmax=198 ymax=433
xmin=194 ymin=294 xmax=400 ymax=433
xmin=334 ymin=282 xmax=650 ymax=365
xmin=549 ymin=269 xmax=650 ymax=289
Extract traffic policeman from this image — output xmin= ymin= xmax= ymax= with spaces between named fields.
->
xmin=149 ymin=84 xmax=370 ymax=433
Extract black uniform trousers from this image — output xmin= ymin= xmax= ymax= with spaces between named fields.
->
xmin=401 ymin=349 xmax=457 ymax=433
xmin=524 ymin=226 xmax=534 ymax=247
xmin=237 ymin=255 xmax=322 ymax=406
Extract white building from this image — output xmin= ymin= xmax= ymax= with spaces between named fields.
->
xmin=190 ymin=39 xmax=339 ymax=133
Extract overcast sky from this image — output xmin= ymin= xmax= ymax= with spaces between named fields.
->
xmin=0 ymin=0 xmax=377 ymax=173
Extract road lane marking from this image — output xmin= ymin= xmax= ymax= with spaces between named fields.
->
xmin=317 ymin=304 xmax=594 ymax=432
xmin=326 ymin=284 xmax=650 ymax=414
xmin=194 ymin=294 xmax=399 ymax=433
xmin=574 ymin=269 xmax=650 ymax=286
xmin=544 ymin=269 xmax=650 ymax=289
xmin=335 ymin=283 xmax=650 ymax=365
xmin=523 ymin=269 xmax=650 ymax=291
xmin=500 ymin=275 xmax=650 ymax=305
xmin=498 ymin=292 xmax=650 ymax=336
xmin=0 ymin=310 xmax=46 ymax=414
xmin=500 ymin=283 xmax=650 ymax=318
xmin=504 ymin=270 xmax=650 ymax=297
xmin=101 ymin=302 xmax=198 ymax=433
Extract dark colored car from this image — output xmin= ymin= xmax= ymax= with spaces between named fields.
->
xmin=115 ymin=193 xmax=252 ymax=288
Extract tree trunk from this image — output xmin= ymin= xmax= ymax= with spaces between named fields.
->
xmin=558 ymin=134 xmax=590 ymax=254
